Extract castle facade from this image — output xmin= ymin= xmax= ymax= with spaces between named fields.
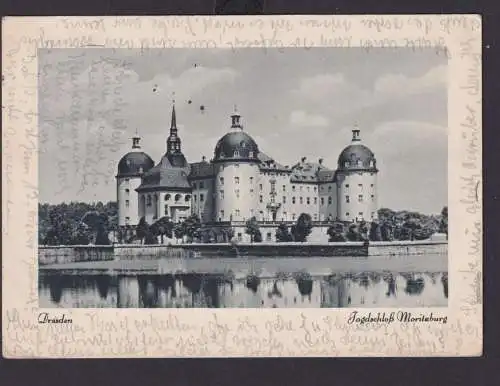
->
xmin=116 ymin=104 xmax=379 ymax=242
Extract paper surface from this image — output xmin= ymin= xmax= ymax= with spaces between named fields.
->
xmin=2 ymin=15 xmax=482 ymax=357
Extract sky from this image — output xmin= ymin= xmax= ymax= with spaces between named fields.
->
xmin=38 ymin=47 xmax=447 ymax=214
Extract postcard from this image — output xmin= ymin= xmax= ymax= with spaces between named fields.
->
xmin=2 ymin=15 xmax=482 ymax=357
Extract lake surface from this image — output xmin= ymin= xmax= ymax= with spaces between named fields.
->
xmin=39 ymin=257 xmax=448 ymax=308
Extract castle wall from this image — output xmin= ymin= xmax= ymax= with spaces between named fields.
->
xmin=336 ymin=171 xmax=378 ymax=223
xmin=117 ymin=176 xmax=142 ymax=226
xmin=191 ymin=178 xmax=215 ymax=223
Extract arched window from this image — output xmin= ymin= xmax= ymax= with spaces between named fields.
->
xmin=185 ymin=195 xmax=191 ymax=202
xmin=249 ymin=151 xmax=254 ymax=158
xmin=147 ymin=195 xmax=152 ymax=206
xmin=175 ymin=194 xmax=181 ymax=202
xmin=328 ymin=196 xmax=332 ymax=205
xmin=165 ymin=194 xmax=171 ymax=201
xmin=233 ymin=150 xmax=240 ymax=157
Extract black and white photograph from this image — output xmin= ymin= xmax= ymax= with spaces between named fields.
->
xmin=37 ymin=46 xmax=449 ymax=309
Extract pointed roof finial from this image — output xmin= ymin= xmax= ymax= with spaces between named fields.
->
xmin=171 ymin=92 xmax=177 ymax=130
xmin=230 ymin=105 xmax=242 ymax=129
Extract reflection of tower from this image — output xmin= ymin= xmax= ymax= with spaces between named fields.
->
xmin=266 ymin=177 xmax=281 ymax=221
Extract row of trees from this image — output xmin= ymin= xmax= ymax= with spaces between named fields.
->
xmin=39 ymin=201 xmax=448 ymax=245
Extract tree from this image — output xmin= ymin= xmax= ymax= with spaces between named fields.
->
xmin=292 ymin=213 xmax=313 ymax=242
xmin=151 ymin=216 xmax=174 ymax=244
xmin=358 ymin=220 xmax=369 ymax=241
xmin=95 ymin=223 xmax=111 ymax=245
xmin=245 ymin=216 xmax=261 ymax=243
xmin=439 ymin=206 xmax=448 ymax=239
xmin=182 ymin=214 xmax=202 ymax=243
xmin=72 ymin=223 xmax=90 ymax=245
xmin=173 ymin=223 xmax=185 ymax=243
xmin=369 ymin=221 xmax=383 ymax=241
xmin=381 ymin=221 xmax=394 ymax=241
xmin=144 ymin=229 xmax=158 ymax=245
xmin=327 ymin=222 xmax=347 ymax=242
xmin=346 ymin=224 xmax=362 ymax=241
xmin=136 ymin=217 xmax=149 ymax=244
xmin=276 ymin=222 xmax=293 ymax=242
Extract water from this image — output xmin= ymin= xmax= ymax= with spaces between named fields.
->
xmin=39 ymin=270 xmax=448 ymax=308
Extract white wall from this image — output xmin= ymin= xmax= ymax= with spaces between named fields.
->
xmin=336 ymin=171 xmax=378 ymax=222
xmin=117 ymin=176 xmax=142 ymax=226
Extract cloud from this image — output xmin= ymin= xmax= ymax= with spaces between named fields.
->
xmin=289 ymin=110 xmax=329 ymax=127
xmin=374 ymin=64 xmax=447 ymax=97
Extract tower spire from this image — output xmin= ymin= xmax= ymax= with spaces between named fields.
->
xmin=167 ymin=92 xmax=181 ymax=153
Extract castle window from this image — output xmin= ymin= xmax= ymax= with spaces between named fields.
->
xmin=259 ymin=184 xmax=263 ymax=191
xmin=220 ymin=177 xmax=224 ymax=185
xmin=125 ymin=200 xmax=130 ymax=207
xmin=346 ymin=195 xmax=350 ymax=203
xmin=314 ymin=213 xmax=318 ymax=220
xmin=328 ymin=186 xmax=332 ymax=192
xmin=283 ymin=185 xmax=286 ymax=192
xmin=147 ymin=195 xmax=152 ymax=206
xmin=283 ymin=212 xmax=287 ymax=219
xmin=314 ymin=186 xmax=317 ymax=192
xmin=328 ymin=196 xmax=332 ymax=205
xmin=358 ymin=194 xmax=363 ymax=202
xmin=235 ymin=176 xmax=240 ymax=184
xmin=370 ymin=184 xmax=374 ymax=188
xmin=321 ymin=197 xmax=324 ymax=205
xmin=200 ymin=194 xmax=205 ymax=202
xmin=249 ymin=151 xmax=254 ymax=158
xmin=237 ymin=233 xmax=242 ymax=241
xmin=200 ymin=182 xmax=204 ymax=189
xmin=292 ymin=197 xmax=296 ymax=204
xmin=371 ymin=194 xmax=375 ymax=202
xmin=292 ymin=213 xmax=296 ymax=220
xmin=358 ymin=183 xmax=363 ymax=189
xmin=266 ymin=232 xmax=272 ymax=241
xmin=300 ymin=186 xmax=303 ymax=192
xmin=185 ymin=195 xmax=191 ymax=202
xmin=346 ymin=212 xmax=350 ymax=217
xmin=299 ymin=197 xmax=303 ymax=204
xmin=165 ymin=194 xmax=171 ymax=201
xmin=164 ymin=205 xmax=168 ymax=215
xmin=235 ymin=209 xmax=240 ymax=217
xmin=249 ymin=176 xmax=253 ymax=184
xmin=358 ymin=212 xmax=363 ymax=217
xmin=220 ymin=190 xmax=224 ymax=200
xmin=314 ymin=197 xmax=317 ymax=204
xmin=235 ymin=189 xmax=240 ymax=198
xmin=292 ymin=185 xmax=296 ymax=192
xmin=346 ymin=184 xmax=349 ymax=188
xmin=283 ymin=196 xmax=286 ymax=204
xmin=250 ymin=188 xmax=254 ymax=193
xmin=125 ymin=188 xmax=130 ymax=194
xmin=125 ymin=216 xmax=130 ymax=222
xmin=175 ymin=194 xmax=181 ymax=202
xmin=234 ymin=150 xmax=240 ymax=157
xmin=194 ymin=195 xmax=197 ymax=202
xmin=221 ymin=210 xmax=225 ymax=218
xmin=306 ymin=197 xmax=310 ymax=205
xmin=307 ymin=186 xmax=310 ymax=192
xmin=193 ymin=182 xmax=197 ymax=189
xmin=125 ymin=178 xmax=130 ymax=182
xmin=371 ymin=212 xmax=375 ymax=219
xmin=259 ymin=195 xmax=263 ymax=203
xmin=345 ymin=162 xmax=349 ymax=167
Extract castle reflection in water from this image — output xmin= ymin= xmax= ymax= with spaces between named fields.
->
xmin=39 ymin=271 xmax=448 ymax=308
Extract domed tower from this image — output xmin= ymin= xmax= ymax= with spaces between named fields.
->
xmin=116 ymin=132 xmax=154 ymax=226
xmin=212 ymin=107 xmax=260 ymax=222
xmin=336 ymin=127 xmax=378 ymax=223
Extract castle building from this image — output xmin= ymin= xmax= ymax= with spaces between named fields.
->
xmin=116 ymin=103 xmax=379 ymax=242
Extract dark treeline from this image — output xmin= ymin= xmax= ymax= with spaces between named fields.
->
xmin=39 ymin=202 xmax=447 ymax=245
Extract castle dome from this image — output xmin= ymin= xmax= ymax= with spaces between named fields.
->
xmin=337 ymin=128 xmax=377 ymax=172
xmin=213 ymin=109 xmax=259 ymax=162
xmin=117 ymin=134 xmax=154 ymax=177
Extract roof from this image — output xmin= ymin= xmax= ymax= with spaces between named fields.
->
xmin=189 ymin=161 xmax=216 ymax=179
xmin=117 ymin=152 xmax=155 ymax=177
xmin=213 ymin=131 xmax=260 ymax=162
xmin=257 ymin=152 xmax=290 ymax=172
xmin=137 ymin=153 xmax=191 ymax=191
xmin=337 ymin=143 xmax=377 ymax=172
xmin=290 ymin=161 xmax=335 ymax=183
